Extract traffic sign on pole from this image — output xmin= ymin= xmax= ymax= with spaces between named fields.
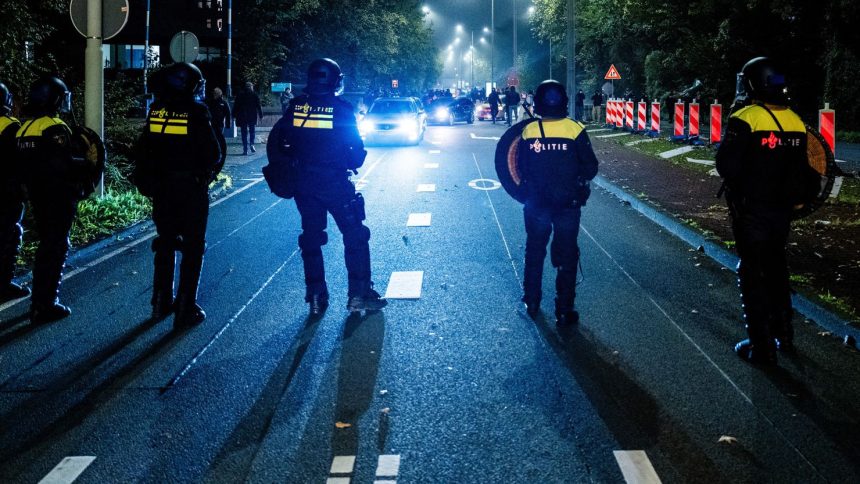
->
xmin=170 ymin=31 xmax=200 ymax=63
xmin=604 ymin=64 xmax=621 ymax=80
xmin=70 ymin=0 xmax=129 ymax=40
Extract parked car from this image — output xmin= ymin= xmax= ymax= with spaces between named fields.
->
xmin=359 ymin=97 xmax=427 ymax=145
xmin=428 ymin=97 xmax=475 ymax=125
xmin=476 ymin=101 xmax=506 ymax=122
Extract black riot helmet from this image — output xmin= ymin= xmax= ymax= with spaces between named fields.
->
xmin=739 ymin=57 xmax=789 ymax=105
xmin=534 ymin=80 xmax=569 ymax=118
xmin=0 ymin=82 xmax=13 ymax=116
xmin=28 ymin=76 xmax=71 ymax=116
xmin=157 ymin=62 xmax=205 ymax=101
xmin=306 ymin=58 xmax=344 ymax=96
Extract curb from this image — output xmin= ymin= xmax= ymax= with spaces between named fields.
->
xmin=592 ymin=174 xmax=860 ymax=344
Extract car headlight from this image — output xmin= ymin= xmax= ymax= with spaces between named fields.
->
xmin=434 ymin=108 xmax=449 ymax=120
xmin=360 ymin=120 xmax=374 ymax=133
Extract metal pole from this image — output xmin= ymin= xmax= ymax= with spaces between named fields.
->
xmin=566 ymin=0 xmax=575 ymax=118
xmin=470 ymin=30 xmax=474 ymax=89
xmin=143 ymin=0 xmax=150 ymax=110
xmin=549 ymin=38 xmax=552 ymax=79
xmin=85 ymin=0 xmax=104 ymax=197
xmin=227 ymin=0 xmax=233 ymax=98
xmin=491 ymin=0 xmax=494 ymax=89
xmin=513 ymin=0 xmax=517 ymax=80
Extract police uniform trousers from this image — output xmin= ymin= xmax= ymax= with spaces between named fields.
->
xmin=523 ymin=201 xmax=581 ymax=310
xmin=294 ymin=179 xmax=371 ymax=300
xmin=151 ymin=177 xmax=209 ymax=304
xmin=0 ymin=194 xmax=25 ymax=286
xmin=27 ymin=187 xmax=78 ymax=306
xmin=731 ymin=203 xmax=794 ymax=348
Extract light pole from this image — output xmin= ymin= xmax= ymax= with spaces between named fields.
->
xmin=491 ymin=0 xmax=495 ymax=89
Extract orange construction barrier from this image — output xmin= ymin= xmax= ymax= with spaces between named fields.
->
xmin=689 ymin=101 xmax=700 ymax=138
xmin=637 ymin=101 xmax=646 ymax=131
xmin=625 ymin=100 xmax=634 ymax=130
xmin=615 ymin=100 xmax=623 ymax=128
xmin=605 ymin=99 xmax=613 ymax=125
xmin=710 ymin=101 xmax=722 ymax=144
xmin=651 ymin=102 xmax=661 ymax=133
xmin=674 ymin=100 xmax=684 ymax=137
xmin=819 ymin=103 xmax=836 ymax=155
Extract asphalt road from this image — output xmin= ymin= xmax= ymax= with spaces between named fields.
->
xmin=1 ymin=120 xmax=858 ymax=483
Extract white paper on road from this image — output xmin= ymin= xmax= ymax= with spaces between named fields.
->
xmin=626 ymin=138 xmax=659 ymax=146
xmin=613 ymin=450 xmax=662 ymax=484
xmin=38 ymin=456 xmax=96 ymax=484
xmin=830 ymin=176 xmax=844 ymax=198
xmin=385 ymin=272 xmax=423 ymax=299
xmin=330 ymin=456 xmax=356 ymax=474
xmin=595 ymin=132 xmax=630 ymax=139
xmin=416 ymin=184 xmax=436 ymax=192
xmin=376 ymin=454 xmax=401 ymax=477
xmin=424 ymin=163 xmax=439 ymax=168
xmin=659 ymin=146 xmax=695 ymax=159
xmin=407 ymin=213 xmax=432 ymax=227
xmin=685 ymin=157 xmax=715 ymax=166
xmin=429 ymin=149 xmax=441 ymax=154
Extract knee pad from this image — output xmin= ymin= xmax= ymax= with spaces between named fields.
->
xmin=299 ymin=231 xmax=328 ymax=251
xmin=343 ymin=225 xmax=370 ymax=247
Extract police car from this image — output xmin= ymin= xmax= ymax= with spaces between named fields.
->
xmin=359 ymin=97 xmax=427 ymax=145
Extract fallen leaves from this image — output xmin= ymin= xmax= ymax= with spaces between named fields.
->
xmin=718 ymin=435 xmax=738 ymax=444
xmin=335 ymin=422 xmax=352 ymax=429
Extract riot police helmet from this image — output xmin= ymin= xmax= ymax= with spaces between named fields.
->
xmin=739 ymin=57 xmax=789 ymax=105
xmin=0 ymin=82 xmax=13 ymax=116
xmin=28 ymin=76 xmax=71 ymax=115
xmin=306 ymin=58 xmax=344 ymax=96
xmin=534 ymin=80 xmax=569 ymax=118
xmin=158 ymin=62 xmax=205 ymax=101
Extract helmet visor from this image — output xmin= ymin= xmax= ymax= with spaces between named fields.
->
xmin=60 ymin=91 xmax=72 ymax=113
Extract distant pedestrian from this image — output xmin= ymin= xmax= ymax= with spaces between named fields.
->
xmin=233 ymin=81 xmax=263 ymax=155
xmin=0 ymin=81 xmax=28 ymax=303
xmin=523 ymin=90 xmax=535 ymax=118
xmin=591 ymin=90 xmax=603 ymax=123
xmin=514 ymin=80 xmax=598 ymax=326
xmin=488 ymin=88 xmax=501 ymax=124
xmin=574 ymin=89 xmax=585 ymax=121
xmin=504 ymin=86 xmax=520 ymax=126
xmin=279 ymin=85 xmax=294 ymax=115
xmin=715 ymin=57 xmax=820 ymax=365
xmin=206 ymin=86 xmax=231 ymax=170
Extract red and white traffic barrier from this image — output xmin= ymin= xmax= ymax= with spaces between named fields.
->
xmin=819 ymin=103 xmax=835 ymax=155
xmin=637 ymin=101 xmax=646 ymax=131
xmin=674 ymin=100 xmax=685 ymax=137
xmin=688 ymin=101 xmax=700 ymax=138
xmin=625 ymin=100 xmax=634 ymax=130
xmin=651 ymin=102 xmax=661 ymax=132
xmin=710 ymin=101 xmax=722 ymax=144
xmin=606 ymin=99 xmax=613 ymax=125
xmin=615 ymin=100 xmax=623 ymax=128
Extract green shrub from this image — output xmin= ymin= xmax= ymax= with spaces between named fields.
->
xmin=70 ymin=190 xmax=152 ymax=247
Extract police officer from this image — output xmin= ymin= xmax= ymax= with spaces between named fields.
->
xmin=0 ymin=81 xmax=29 ymax=302
xmin=270 ymin=58 xmax=386 ymax=316
xmin=518 ymin=80 xmax=599 ymax=326
xmin=716 ymin=57 xmax=820 ymax=365
xmin=135 ymin=63 xmax=221 ymax=327
xmin=16 ymin=76 xmax=87 ymax=323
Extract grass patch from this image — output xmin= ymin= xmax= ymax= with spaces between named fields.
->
xmin=70 ymin=190 xmax=152 ymax=247
xmin=836 ymin=177 xmax=860 ymax=205
xmin=818 ymin=291 xmax=860 ymax=322
xmin=790 ymin=273 xmax=812 ymax=285
xmin=723 ymin=240 xmax=736 ymax=249
xmin=836 ymin=130 xmax=860 ymax=143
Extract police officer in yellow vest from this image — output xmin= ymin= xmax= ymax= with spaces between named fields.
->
xmin=518 ymin=80 xmax=599 ymax=326
xmin=134 ymin=63 xmax=221 ymax=327
xmin=270 ymin=58 xmax=386 ymax=316
xmin=0 ymin=81 xmax=29 ymax=302
xmin=16 ymin=76 xmax=88 ymax=323
xmin=716 ymin=57 xmax=820 ymax=365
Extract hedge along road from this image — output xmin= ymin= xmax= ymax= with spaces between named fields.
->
xmin=0 ymin=120 xmax=858 ymax=483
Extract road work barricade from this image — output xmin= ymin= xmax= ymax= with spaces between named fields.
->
xmin=688 ymin=101 xmax=700 ymax=138
xmin=674 ymin=100 xmax=685 ymax=138
xmin=637 ymin=101 xmax=647 ymax=132
xmin=615 ymin=100 xmax=623 ymax=128
xmin=819 ymin=103 xmax=835 ymax=155
xmin=710 ymin=101 xmax=722 ymax=145
xmin=626 ymin=100 xmax=634 ymax=130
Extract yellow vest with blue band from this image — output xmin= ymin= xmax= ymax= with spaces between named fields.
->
xmin=731 ymin=104 xmax=805 ymax=134
xmin=292 ymin=102 xmax=334 ymax=130
xmin=16 ymin=116 xmax=68 ymax=141
xmin=521 ymin=118 xmax=585 ymax=141
xmin=0 ymin=115 xmax=20 ymax=134
xmin=148 ymin=108 xmax=190 ymax=135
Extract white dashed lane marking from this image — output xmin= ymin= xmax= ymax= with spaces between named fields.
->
xmin=428 ymin=149 xmax=441 ymax=154
xmin=423 ymin=163 xmax=439 ymax=168
xmin=384 ymin=272 xmax=424 ymax=299
xmin=38 ymin=456 xmax=95 ymax=484
xmin=376 ymin=454 xmax=401 ymax=477
xmin=406 ymin=213 xmax=432 ymax=227
xmin=330 ymin=455 xmax=356 ymax=474
xmin=326 ymin=478 xmax=350 ymax=484
xmin=416 ymin=184 xmax=436 ymax=192
xmin=614 ymin=450 xmax=662 ymax=484
xmin=595 ymin=132 xmax=629 ymax=139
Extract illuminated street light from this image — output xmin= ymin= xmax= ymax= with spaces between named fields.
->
xmin=528 ymin=5 xmax=535 ymax=14
xmin=422 ymin=5 xmax=430 ymax=14
xmin=456 ymin=24 xmax=463 ymax=32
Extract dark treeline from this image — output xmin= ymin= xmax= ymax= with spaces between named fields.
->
xmin=531 ymin=0 xmax=860 ymax=130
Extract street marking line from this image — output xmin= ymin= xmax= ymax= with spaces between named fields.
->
xmin=209 ymin=199 xmax=283 ymax=250
xmin=376 ymin=454 xmax=401 ymax=477
xmin=416 ymin=184 xmax=436 ymax=192
xmin=626 ymin=138 xmax=659 ymax=146
xmin=330 ymin=455 xmax=356 ymax=474
xmin=472 ymin=153 xmax=520 ymax=282
xmin=468 ymin=178 xmax=501 ymax=191
xmin=161 ymin=249 xmax=299 ymax=392
xmin=659 ymin=146 xmax=695 ymax=159
xmin=355 ymin=152 xmax=389 ymax=186
xmin=595 ymin=133 xmax=630 ymax=138
xmin=469 ymin=133 xmax=500 ymax=140
xmin=38 ymin=456 xmax=96 ymax=484
xmin=374 ymin=481 xmax=397 ymax=484
xmin=424 ymin=163 xmax=439 ymax=168
xmin=685 ymin=157 xmax=715 ymax=166
xmin=589 ymin=128 xmax=611 ymax=133
xmin=209 ymin=177 xmax=265 ymax=208
xmin=428 ymin=149 xmax=441 ymax=154
xmin=614 ymin=451 xmax=662 ymax=484
xmin=406 ymin=213 xmax=432 ymax=227
xmin=384 ymin=272 xmax=423 ymax=299
xmin=326 ymin=478 xmax=350 ymax=484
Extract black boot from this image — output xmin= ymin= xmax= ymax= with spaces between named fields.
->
xmin=30 ymin=300 xmax=71 ymax=324
xmin=347 ymin=287 xmax=387 ymax=313
xmin=554 ymin=296 xmax=579 ymax=327
xmin=151 ymin=252 xmax=176 ymax=320
xmin=772 ymin=309 xmax=795 ymax=353
xmin=522 ymin=296 xmax=540 ymax=319
xmin=734 ymin=338 xmax=777 ymax=365
xmin=174 ymin=296 xmax=206 ymax=327
xmin=174 ymin=252 xmax=205 ymax=328
xmin=1 ymin=282 xmax=30 ymax=303
xmin=308 ymin=292 xmax=329 ymax=317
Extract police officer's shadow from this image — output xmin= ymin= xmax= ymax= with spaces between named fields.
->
xmin=331 ymin=310 xmax=386 ymax=457
xmin=520 ymin=309 xmax=725 ymax=480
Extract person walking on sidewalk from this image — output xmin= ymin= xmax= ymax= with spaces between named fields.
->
xmin=134 ymin=63 xmax=221 ymax=327
xmin=504 ymin=86 xmax=520 ymax=126
xmin=488 ymin=88 xmax=501 ymax=124
xmin=715 ymin=57 xmax=820 ymax=365
xmin=234 ymin=81 xmax=263 ymax=155
xmin=271 ymin=58 xmax=387 ymax=317
xmin=515 ymin=80 xmax=599 ymax=326
xmin=0 ymin=81 xmax=28 ymax=302
xmin=206 ymin=86 xmax=231 ymax=170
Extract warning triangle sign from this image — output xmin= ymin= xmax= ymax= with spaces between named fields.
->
xmin=604 ymin=64 xmax=621 ymax=80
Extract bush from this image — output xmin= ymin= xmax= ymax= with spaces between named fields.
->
xmin=837 ymin=131 xmax=860 ymax=143
xmin=70 ymin=190 xmax=152 ymax=247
